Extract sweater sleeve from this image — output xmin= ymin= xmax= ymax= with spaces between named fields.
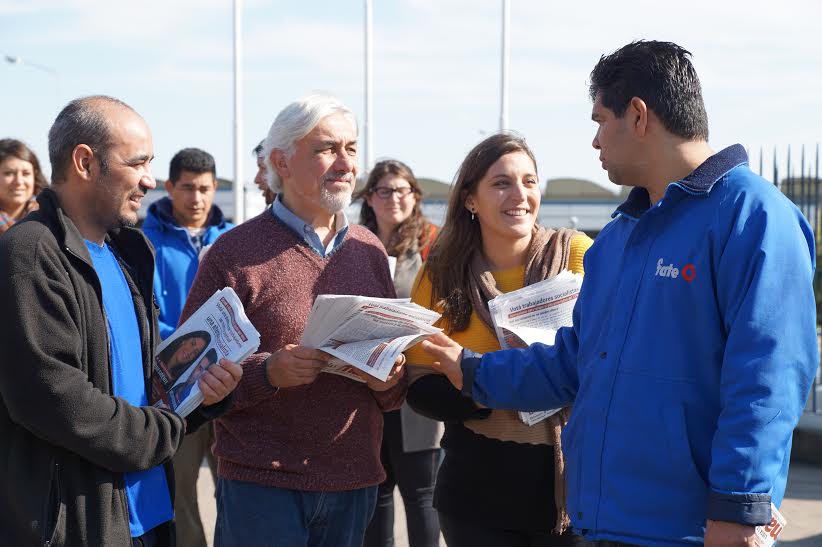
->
xmin=569 ymin=234 xmax=594 ymax=275
xmin=0 ymin=237 xmax=185 ymax=473
xmin=404 ymin=268 xmax=491 ymax=422
xmin=178 ymin=245 xmax=278 ymax=413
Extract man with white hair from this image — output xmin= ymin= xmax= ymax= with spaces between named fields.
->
xmin=179 ymin=94 xmax=407 ymax=547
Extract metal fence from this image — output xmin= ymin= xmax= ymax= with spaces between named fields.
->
xmin=752 ymin=144 xmax=821 ymax=414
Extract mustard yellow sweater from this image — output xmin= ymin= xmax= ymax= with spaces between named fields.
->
xmin=406 ymin=234 xmax=592 ymax=445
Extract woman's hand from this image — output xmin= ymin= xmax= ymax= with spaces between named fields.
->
xmin=421 ymin=332 xmax=465 ymax=390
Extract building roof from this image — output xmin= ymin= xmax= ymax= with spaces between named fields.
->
xmin=543 ymin=177 xmax=621 ymax=201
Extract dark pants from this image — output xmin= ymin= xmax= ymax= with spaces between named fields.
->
xmin=214 ymin=477 xmax=377 ymax=547
xmin=131 ymin=521 xmax=174 ymax=547
xmin=172 ymin=422 xmax=217 ymax=547
xmin=364 ymin=411 xmax=441 ymax=547
xmin=439 ymin=512 xmax=585 ymax=547
xmin=581 ymin=542 xmax=638 ymax=547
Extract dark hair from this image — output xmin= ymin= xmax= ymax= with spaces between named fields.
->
xmin=589 ymin=40 xmax=709 ymax=141
xmin=354 ymin=159 xmax=433 ymax=258
xmin=168 ymin=148 xmax=216 ymax=184
xmin=252 ymin=140 xmax=264 ymax=158
xmin=156 ymin=330 xmax=211 ymax=379
xmin=426 ymin=132 xmax=537 ymax=332
xmin=0 ymin=138 xmax=49 ymax=196
xmin=48 ymin=95 xmax=136 ymax=183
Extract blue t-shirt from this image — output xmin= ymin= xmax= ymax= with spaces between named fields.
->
xmin=85 ymin=241 xmax=174 ymax=537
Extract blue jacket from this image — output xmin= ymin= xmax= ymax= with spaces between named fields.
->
xmin=462 ymin=145 xmax=817 ymax=545
xmin=143 ymin=197 xmax=234 ymax=339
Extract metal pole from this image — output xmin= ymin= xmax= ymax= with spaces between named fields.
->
xmin=4 ymin=55 xmax=59 ymax=108
xmin=500 ymin=0 xmax=510 ymax=131
xmin=232 ymin=0 xmax=245 ymax=224
xmin=364 ymin=0 xmax=374 ymax=175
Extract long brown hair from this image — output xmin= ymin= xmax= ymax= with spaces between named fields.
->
xmin=426 ymin=132 xmax=538 ymax=332
xmin=355 ymin=159 xmax=433 ymax=257
xmin=0 ymin=138 xmax=50 ymax=199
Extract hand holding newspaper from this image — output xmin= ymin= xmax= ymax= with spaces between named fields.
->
xmin=151 ymin=287 xmax=260 ymax=417
xmin=300 ymin=295 xmax=442 ymax=382
xmin=488 ymin=270 xmax=583 ymax=426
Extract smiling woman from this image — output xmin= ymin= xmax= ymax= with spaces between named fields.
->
xmin=404 ymin=132 xmax=593 ymax=546
xmin=0 ymin=138 xmax=49 ymax=233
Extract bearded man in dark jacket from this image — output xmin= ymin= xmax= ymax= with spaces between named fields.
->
xmin=0 ymin=96 xmax=243 ymax=547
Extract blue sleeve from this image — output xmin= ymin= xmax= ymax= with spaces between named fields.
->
xmin=707 ymin=197 xmax=817 ymax=524
xmin=464 ymin=320 xmax=581 ymax=411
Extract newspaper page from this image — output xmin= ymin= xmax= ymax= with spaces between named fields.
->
xmin=301 ymin=295 xmax=441 ymax=382
xmin=488 ymin=271 xmax=582 ymax=426
xmin=151 ymin=287 xmax=260 ymax=417
xmin=753 ymin=503 xmax=787 ymax=547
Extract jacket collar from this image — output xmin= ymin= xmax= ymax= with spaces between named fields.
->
xmin=614 ymin=144 xmax=748 ymax=219
xmin=36 ymin=188 xmax=155 ymax=274
xmin=144 ymin=196 xmax=227 ymax=232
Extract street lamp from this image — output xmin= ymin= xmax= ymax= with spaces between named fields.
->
xmin=4 ymin=54 xmax=60 ymax=106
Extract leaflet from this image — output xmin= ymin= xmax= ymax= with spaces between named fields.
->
xmin=301 ymin=295 xmax=441 ymax=382
xmin=488 ymin=271 xmax=582 ymax=426
xmin=150 ymin=287 xmax=261 ymax=417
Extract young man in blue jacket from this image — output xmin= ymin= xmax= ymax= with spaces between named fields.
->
xmin=143 ymin=147 xmax=234 ymax=547
xmin=422 ymin=40 xmax=818 ymax=547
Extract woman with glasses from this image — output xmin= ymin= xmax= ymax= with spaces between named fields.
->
xmin=357 ymin=159 xmax=442 ymax=547
xmin=405 ymin=133 xmax=592 ymax=546
xmin=0 ymin=139 xmax=49 ymax=234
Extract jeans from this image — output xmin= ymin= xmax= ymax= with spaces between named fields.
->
xmin=364 ymin=410 xmax=442 ymax=547
xmin=439 ymin=512 xmax=586 ymax=547
xmin=214 ymin=477 xmax=377 ymax=547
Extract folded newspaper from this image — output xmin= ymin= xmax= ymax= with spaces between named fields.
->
xmin=301 ymin=295 xmax=442 ymax=382
xmin=488 ymin=270 xmax=583 ymax=426
xmin=151 ymin=287 xmax=260 ymax=417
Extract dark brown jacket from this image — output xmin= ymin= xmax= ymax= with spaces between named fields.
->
xmin=0 ymin=189 xmax=221 ymax=546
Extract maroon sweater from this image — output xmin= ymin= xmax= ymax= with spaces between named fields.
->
xmin=179 ymin=211 xmax=406 ymax=491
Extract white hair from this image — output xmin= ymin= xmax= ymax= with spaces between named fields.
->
xmin=262 ymin=94 xmax=358 ymax=193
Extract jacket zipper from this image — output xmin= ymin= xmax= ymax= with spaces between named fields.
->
xmin=44 ymin=462 xmax=60 ymax=547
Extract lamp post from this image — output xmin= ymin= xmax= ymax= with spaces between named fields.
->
xmin=232 ymin=0 xmax=245 ymax=224
xmin=4 ymin=55 xmax=60 ymax=107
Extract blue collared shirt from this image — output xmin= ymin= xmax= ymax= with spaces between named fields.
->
xmin=271 ymin=196 xmax=349 ymax=257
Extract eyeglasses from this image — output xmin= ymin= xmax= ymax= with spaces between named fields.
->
xmin=371 ymin=186 xmax=416 ymax=199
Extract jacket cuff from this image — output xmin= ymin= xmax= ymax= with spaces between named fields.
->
xmin=460 ymin=349 xmax=483 ymax=399
xmin=706 ymin=490 xmax=772 ymax=525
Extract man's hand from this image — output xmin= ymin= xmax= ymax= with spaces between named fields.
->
xmin=420 ymin=332 xmax=465 ymax=390
xmin=199 ymin=358 xmax=244 ymax=406
xmin=265 ymin=344 xmax=329 ymax=388
xmin=350 ymin=354 xmax=406 ymax=392
xmin=704 ymin=519 xmax=757 ymax=546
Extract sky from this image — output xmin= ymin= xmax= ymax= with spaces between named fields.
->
xmin=2 ymin=0 xmax=821 ymax=195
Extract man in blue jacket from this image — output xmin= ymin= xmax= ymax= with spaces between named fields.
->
xmin=143 ymin=147 xmax=234 ymax=547
xmin=422 ymin=40 xmax=817 ymax=547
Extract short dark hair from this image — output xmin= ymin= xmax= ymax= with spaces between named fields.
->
xmin=589 ymin=40 xmax=709 ymax=141
xmin=48 ymin=95 xmax=136 ymax=183
xmin=168 ymin=148 xmax=216 ymax=184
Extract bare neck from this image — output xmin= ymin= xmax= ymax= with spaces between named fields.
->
xmin=53 ymin=185 xmax=107 ymax=245
xmin=481 ymin=231 xmax=531 ymax=271
xmin=640 ymin=140 xmax=714 ymax=204
xmin=280 ymin=192 xmax=337 ymax=246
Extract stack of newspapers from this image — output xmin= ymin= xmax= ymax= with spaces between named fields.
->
xmin=488 ymin=270 xmax=583 ymax=426
xmin=301 ymin=295 xmax=442 ymax=382
xmin=150 ymin=287 xmax=260 ymax=417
